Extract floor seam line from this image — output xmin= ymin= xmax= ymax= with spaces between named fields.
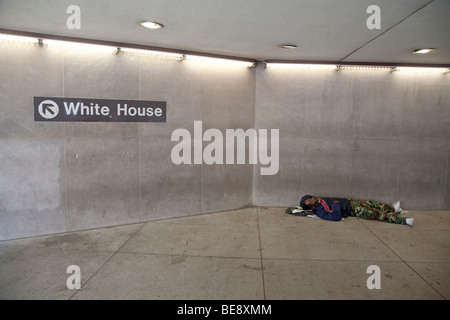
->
xmin=256 ymin=207 xmax=267 ymax=300
xmin=68 ymin=222 xmax=146 ymax=300
xmin=361 ymin=222 xmax=446 ymax=299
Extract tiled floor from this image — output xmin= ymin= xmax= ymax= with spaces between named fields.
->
xmin=0 ymin=207 xmax=449 ymax=300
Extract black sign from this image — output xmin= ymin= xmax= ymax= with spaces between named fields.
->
xmin=34 ymin=97 xmax=166 ymax=122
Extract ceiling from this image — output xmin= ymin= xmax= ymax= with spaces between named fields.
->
xmin=0 ymin=0 xmax=449 ymax=64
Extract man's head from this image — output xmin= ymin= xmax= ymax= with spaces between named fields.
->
xmin=300 ymin=195 xmax=320 ymax=210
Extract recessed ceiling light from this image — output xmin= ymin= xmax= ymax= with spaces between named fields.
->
xmin=413 ymin=48 xmax=435 ymax=54
xmin=139 ymin=21 xmax=164 ymax=29
xmin=279 ymin=44 xmax=297 ymax=50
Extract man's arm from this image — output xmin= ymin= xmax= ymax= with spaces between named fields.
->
xmin=314 ymin=201 xmax=342 ymax=221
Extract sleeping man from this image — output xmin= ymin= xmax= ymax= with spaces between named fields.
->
xmin=298 ymin=195 xmax=413 ymax=226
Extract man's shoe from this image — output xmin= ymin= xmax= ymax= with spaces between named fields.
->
xmin=393 ymin=201 xmax=408 ymax=214
xmin=393 ymin=201 xmax=401 ymax=212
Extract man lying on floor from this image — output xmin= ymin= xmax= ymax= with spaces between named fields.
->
xmin=287 ymin=195 xmax=413 ymax=226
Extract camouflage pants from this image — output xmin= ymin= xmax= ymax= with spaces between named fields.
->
xmin=350 ymin=200 xmax=406 ymax=224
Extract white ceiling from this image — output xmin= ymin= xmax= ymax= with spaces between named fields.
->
xmin=0 ymin=0 xmax=449 ymax=64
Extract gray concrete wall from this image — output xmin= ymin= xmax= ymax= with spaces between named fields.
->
xmin=254 ymin=65 xmax=450 ymax=210
xmin=0 ymin=42 xmax=254 ymax=240
xmin=1 ymin=41 xmax=449 ymax=241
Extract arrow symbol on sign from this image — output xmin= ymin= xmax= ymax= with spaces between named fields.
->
xmin=37 ymin=99 xmax=59 ymax=119
xmin=42 ymin=103 xmax=56 ymax=115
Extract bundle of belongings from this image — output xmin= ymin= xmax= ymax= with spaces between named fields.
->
xmin=285 ymin=206 xmax=316 ymax=217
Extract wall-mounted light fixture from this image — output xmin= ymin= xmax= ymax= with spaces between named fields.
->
xmin=0 ymin=33 xmax=40 ymax=43
xmin=264 ymin=60 xmax=449 ymax=73
xmin=265 ymin=62 xmax=336 ymax=70
xmin=118 ymin=47 xmax=184 ymax=60
xmin=396 ymin=66 xmax=449 ymax=73
xmin=41 ymin=39 xmax=116 ymax=51
xmin=0 ymin=30 xmax=257 ymax=68
xmin=336 ymin=65 xmax=397 ymax=72
xmin=185 ymin=54 xmax=256 ymax=67
xmin=1 ymin=30 xmax=448 ymax=72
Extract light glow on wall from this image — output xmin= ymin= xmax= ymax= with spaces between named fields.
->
xmin=264 ymin=61 xmax=449 ymax=74
xmin=265 ymin=63 xmax=337 ymax=70
xmin=41 ymin=39 xmax=116 ymax=51
xmin=396 ymin=66 xmax=449 ymax=73
xmin=185 ymin=55 xmax=256 ymax=67
xmin=0 ymin=32 xmax=448 ymax=72
xmin=0 ymin=33 xmax=39 ymax=43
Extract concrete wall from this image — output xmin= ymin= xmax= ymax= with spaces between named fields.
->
xmin=0 ymin=41 xmax=254 ymax=240
xmin=254 ymin=65 xmax=450 ymax=210
xmin=1 ymin=41 xmax=449 ymax=241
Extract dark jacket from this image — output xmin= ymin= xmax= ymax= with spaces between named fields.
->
xmin=313 ymin=197 xmax=350 ymax=221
